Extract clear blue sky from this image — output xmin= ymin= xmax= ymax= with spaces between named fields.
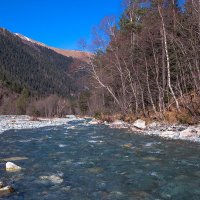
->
xmin=0 ymin=0 xmax=185 ymax=50
xmin=0 ymin=0 xmax=122 ymax=50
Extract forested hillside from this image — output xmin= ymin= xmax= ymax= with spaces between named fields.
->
xmin=0 ymin=28 xmax=90 ymax=116
xmin=0 ymin=28 xmax=76 ymax=96
xmin=88 ymin=0 xmax=200 ymax=123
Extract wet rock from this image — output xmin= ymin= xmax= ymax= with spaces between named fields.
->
xmin=109 ymin=120 xmax=129 ymax=129
xmin=122 ymin=143 xmax=133 ymax=149
xmin=39 ymin=175 xmax=63 ymax=184
xmin=133 ymin=119 xmax=146 ymax=130
xmin=0 ymin=186 xmax=15 ymax=196
xmin=0 ymin=182 xmax=3 ymax=189
xmin=6 ymin=162 xmax=22 ymax=172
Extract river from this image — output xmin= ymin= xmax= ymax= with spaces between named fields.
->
xmin=0 ymin=119 xmax=200 ymax=199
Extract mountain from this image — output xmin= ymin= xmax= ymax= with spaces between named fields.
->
xmin=0 ymin=28 xmax=91 ymax=97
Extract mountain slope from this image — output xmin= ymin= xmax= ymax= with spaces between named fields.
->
xmin=0 ymin=28 xmax=89 ymax=97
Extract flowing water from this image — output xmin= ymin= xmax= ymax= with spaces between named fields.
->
xmin=0 ymin=119 xmax=200 ymax=200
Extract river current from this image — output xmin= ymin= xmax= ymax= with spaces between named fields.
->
xmin=0 ymin=119 xmax=200 ymax=199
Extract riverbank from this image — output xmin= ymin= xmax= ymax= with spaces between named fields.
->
xmin=0 ymin=115 xmax=199 ymax=143
xmin=90 ymin=118 xmax=200 ymax=143
xmin=0 ymin=115 xmax=83 ymax=134
xmin=114 ymin=120 xmax=200 ymax=143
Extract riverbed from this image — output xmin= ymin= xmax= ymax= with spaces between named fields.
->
xmin=0 ymin=118 xmax=200 ymax=199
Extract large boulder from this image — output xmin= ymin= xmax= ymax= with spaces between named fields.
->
xmin=133 ymin=119 xmax=146 ymax=129
xmin=6 ymin=162 xmax=22 ymax=172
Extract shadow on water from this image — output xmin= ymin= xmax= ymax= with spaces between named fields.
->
xmin=0 ymin=119 xmax=200 ymax=200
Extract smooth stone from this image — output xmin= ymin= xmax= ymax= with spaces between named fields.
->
xmin=133 ymin=119 xmax=146 ymax=129
xmin=6 ymin=162 xmax=22 ymax=172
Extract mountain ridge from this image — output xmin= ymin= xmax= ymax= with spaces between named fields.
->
xmin=14 ymin=32 xmax=92 ymax=63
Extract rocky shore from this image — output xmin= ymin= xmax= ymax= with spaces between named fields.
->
xmin=90 ymin=119 xmax=200 ymax=143
xmin=0 ymin=115 xmax=199 ymax=143
xmin=0 ymin=115 xmax=82 ymax=134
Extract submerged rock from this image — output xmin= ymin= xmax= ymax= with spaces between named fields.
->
xmin=143 ymin=156 xmax=160 ymax=161
xmin=87 ymin=167 xmax=104 ymax=174
xmin=39 ymin=175 xmax=63 ymax=184
xmin=133 ymin=119 xmax=146 ymax=130
xmin=108 ymin=191 xmax=124 ymax=198
xmin=0 ymin=186 xmax=15 ymax=196
xmin=1 ymin=156 xmax=28 ymax=162
xmin=6 ymin=162 xmax=22 ymax=172
xmin=61 ymin=186 xmax=71 ymax=192
xmin=122 ymin=143 xmax=133 ymax=149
